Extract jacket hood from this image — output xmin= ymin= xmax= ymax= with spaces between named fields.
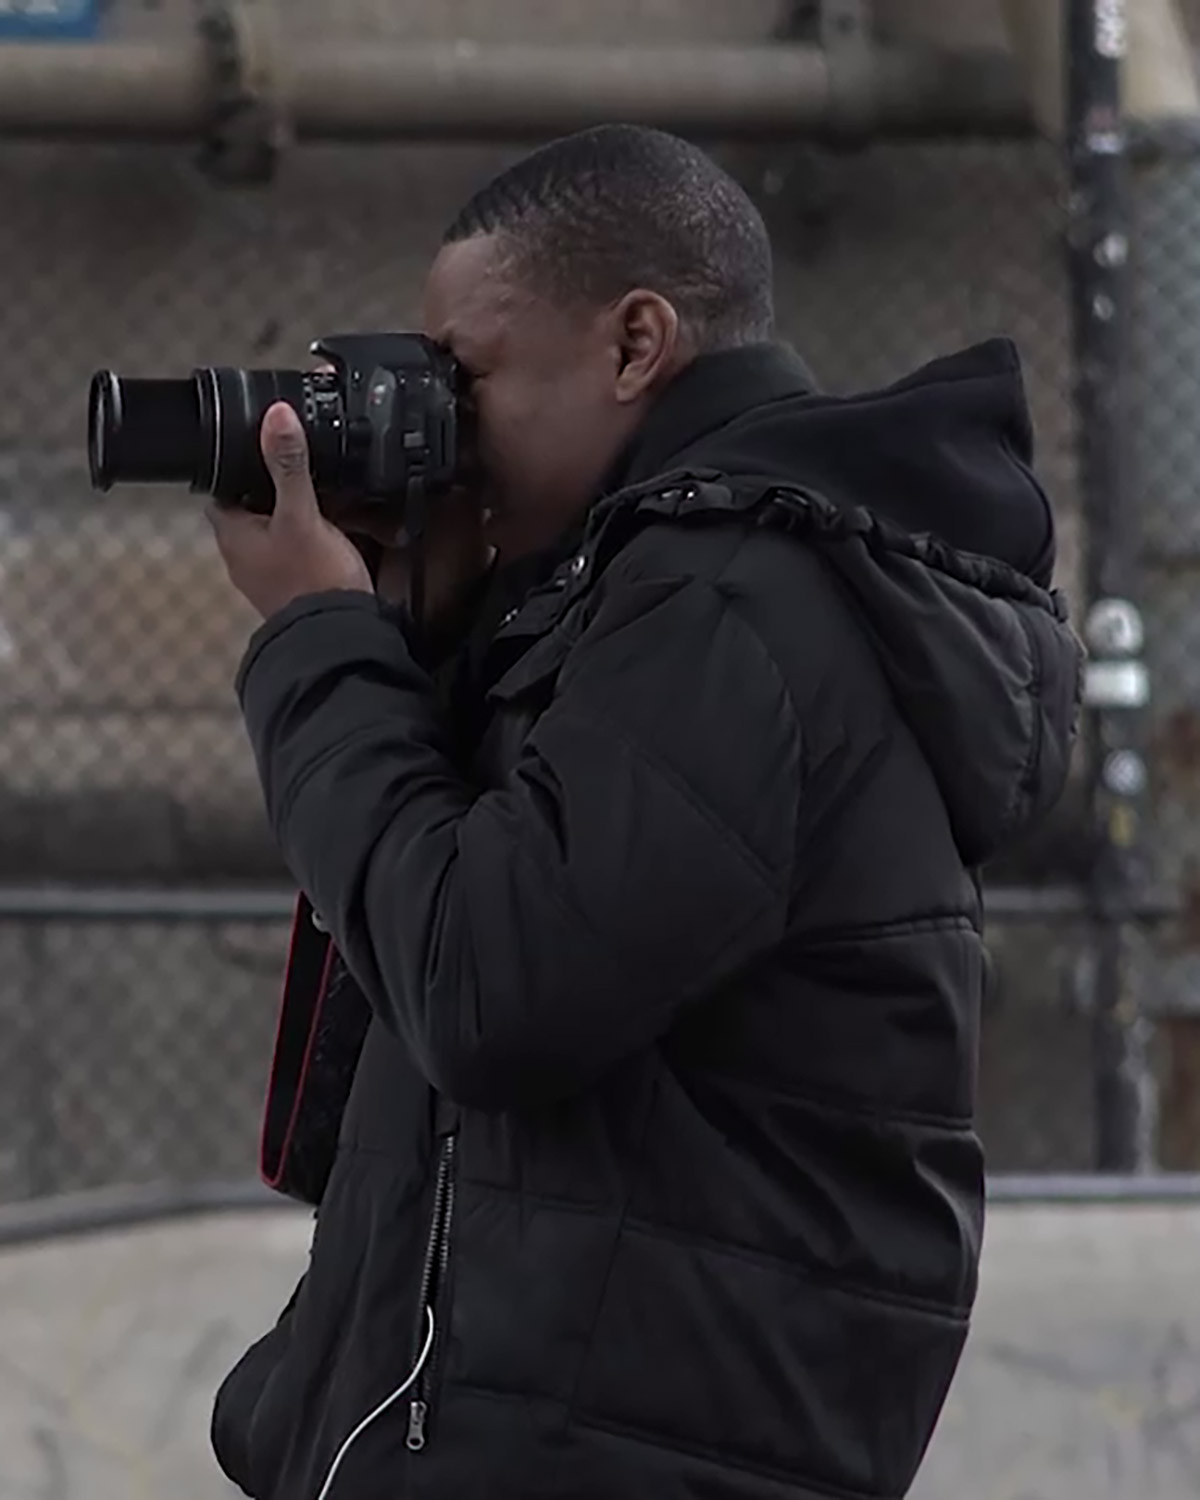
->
xmin=595 ymin=339 xmax=1084 ymax=866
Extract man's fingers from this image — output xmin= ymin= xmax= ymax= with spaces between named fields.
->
xmin=205 ymin=499 xmax=266 ymax=562
xmin=260 ymin=401 xmax=318 ymax=523
xmin=205 ymin=499 xmax=267 ymax=532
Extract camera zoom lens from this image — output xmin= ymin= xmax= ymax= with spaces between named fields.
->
xmin=202 ymin=368 xmax=330 ymax=510
xmin=87 ymin=367 xmax=342 ymax=512
xmin=88 ymin=374 xmax=205 ymax=491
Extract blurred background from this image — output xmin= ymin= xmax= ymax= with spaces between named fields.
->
xmin=1 ymin=1 xmax=1199 ymax=1497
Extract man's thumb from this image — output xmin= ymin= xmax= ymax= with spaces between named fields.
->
xmin=260 ymin=402 xmax=315 ymax=516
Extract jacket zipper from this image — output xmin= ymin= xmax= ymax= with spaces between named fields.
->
xmin=405 ymin=1133 xmax=457 ymax=1453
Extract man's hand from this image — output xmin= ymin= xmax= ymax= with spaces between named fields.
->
xmin=208 ymin=402 xmax=374 ymax=620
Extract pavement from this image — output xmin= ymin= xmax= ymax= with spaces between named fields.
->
xmin=1 ymin=1201 xmax=1198 ymax=1500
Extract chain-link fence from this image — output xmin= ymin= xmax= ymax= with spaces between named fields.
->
xmin=0 ymin=1 xmax=1196 ymax=1208
xmin=0 ymin=914 xmax=279 ymax=1201
xmin=1126 ymin=122 xmax=1200 ymax=1173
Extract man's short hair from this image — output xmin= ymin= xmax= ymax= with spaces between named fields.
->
xmin=443 ymin=124 xmax=775 ymax=352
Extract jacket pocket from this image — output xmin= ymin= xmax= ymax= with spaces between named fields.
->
xmin=477 ymin=642 xmax=568 ymax=780
xmin=211 ymin=1284 xmax=302 ymax=1497
xmin=570 ymin=1229 xmax=968 ymax=1496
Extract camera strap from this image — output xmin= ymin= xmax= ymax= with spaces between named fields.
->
xmin=405 ymin=485 xmax=429 ymax=631
xmin=356 ymin=535 xmax=385 ymax=588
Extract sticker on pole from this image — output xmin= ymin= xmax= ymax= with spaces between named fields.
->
xmin=0 ymin=0 xmax=99 ymax=40
xmin=1094 ymin=0 xmax=1127 ymax=60
xmin=1083 ymin=659 xmax=1150 ymax=709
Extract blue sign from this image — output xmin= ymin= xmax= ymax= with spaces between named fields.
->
xmin=0 ymin=0 xmax=99 ymax=40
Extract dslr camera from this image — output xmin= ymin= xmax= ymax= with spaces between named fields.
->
xmin=88 ymin=334 xmax=472 ymax=522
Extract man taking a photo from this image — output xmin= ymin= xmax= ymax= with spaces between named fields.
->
xmin=209 ymin=124 xmax=1082 ymax=1500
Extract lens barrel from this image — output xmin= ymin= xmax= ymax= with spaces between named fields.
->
xmin=88 ymin=367 xmax=332 ymax=511
xmin=88 ymin=373 xmax=205 ymax=491
xmin=199 ymin=368 xmax=318 ymax=509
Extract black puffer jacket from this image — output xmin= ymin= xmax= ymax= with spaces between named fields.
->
xmin=212 ymin=340 xmax=1082 ymax=1500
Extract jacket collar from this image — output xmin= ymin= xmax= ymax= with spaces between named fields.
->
xmin=474 ymin=343 xmax=817 ymax=669
xmin=598 ymin=341 xmax=817 ymax=498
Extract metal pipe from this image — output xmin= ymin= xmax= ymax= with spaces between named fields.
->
xmin=0 ymin=43 xmax=208 ymax=137
xmin=0 ymin=882 xmax=1146 ymax=923
xmin=290 ymin=42 xmax=835 ymax=141
xmin=0 ymin=885 xmax=297 ymax=922
xmin=986 ymin=1172 xmax=1200 ymax=1203
xmin=0 ymin=40 xmax=1031 ymax=143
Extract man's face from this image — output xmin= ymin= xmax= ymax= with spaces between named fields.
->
xmin=422 ymin=233 xmax=652 ymax=560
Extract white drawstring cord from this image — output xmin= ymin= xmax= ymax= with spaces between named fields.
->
xmin=314 ymin=1306 xmax=436 ymax=1500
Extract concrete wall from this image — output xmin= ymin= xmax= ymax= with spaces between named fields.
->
xmin=0 ymin=1200 xmax=1196 ymax=1499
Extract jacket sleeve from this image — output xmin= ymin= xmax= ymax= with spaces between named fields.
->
xmin=236 ymin=574 xmax=801 ymax=1109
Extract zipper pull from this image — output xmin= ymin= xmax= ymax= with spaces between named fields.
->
xmin=406 ymin=1399 xmax=428 ymax=1452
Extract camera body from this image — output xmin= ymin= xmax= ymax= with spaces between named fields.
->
xmin=88 ymin=332 xmax=471 ymax=519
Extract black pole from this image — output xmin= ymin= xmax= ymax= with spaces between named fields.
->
xmin=1066 ymin=0 xmax=1155 ymax=1172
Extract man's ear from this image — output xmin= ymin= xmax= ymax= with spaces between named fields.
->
xmin=611 ymin=290 xmax=683 ymax=404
